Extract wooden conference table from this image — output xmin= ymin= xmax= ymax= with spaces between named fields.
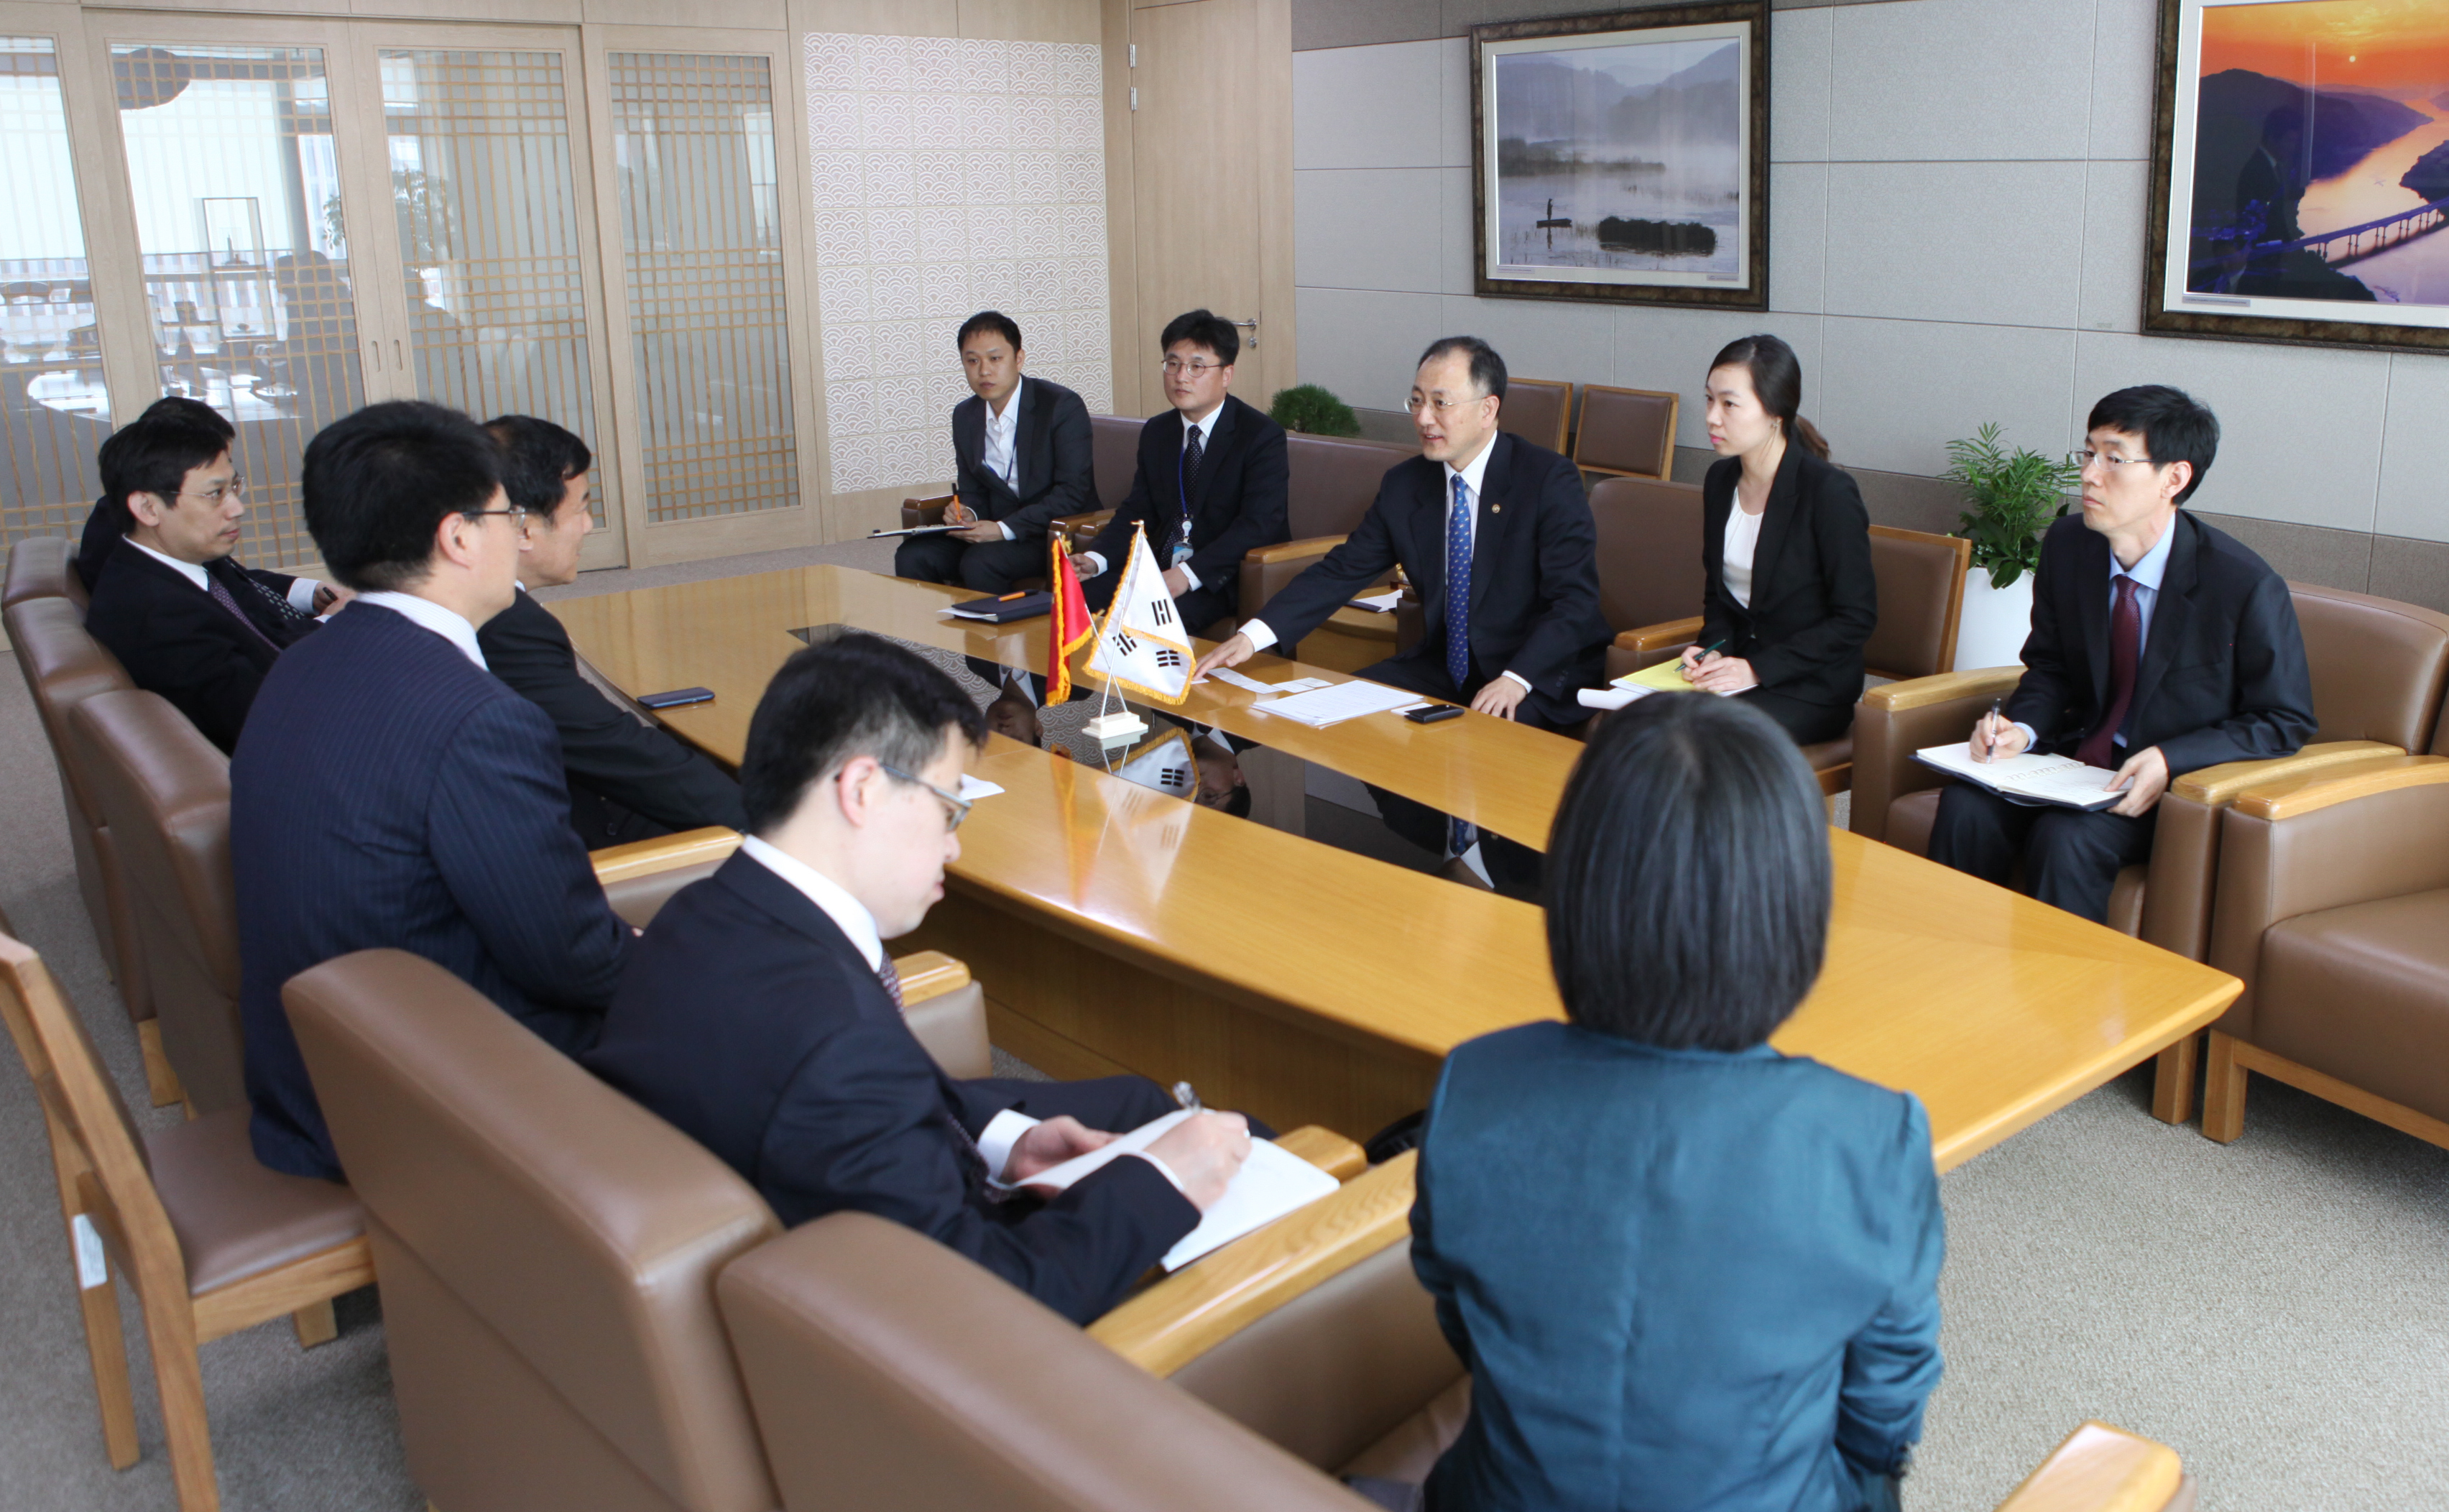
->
xmin=555 ymin=565 xmax=2241 ymax=1172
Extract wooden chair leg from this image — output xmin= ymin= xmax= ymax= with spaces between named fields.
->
xmin=2201 ymin=1031 xmax=2248 ymax=1143
xmin=2150 ymin=1031 xmax=2199 ymax=1125
xmin=137 ymin=1020 xmax=184 ymax=1110
xmin=137 ymin=1304 xmax=220 ymax=1512
xmin=292 ymin=1299 xmax=338 ymax=1349
xmin=73 ymin=1233 xmax=140 ymax=1469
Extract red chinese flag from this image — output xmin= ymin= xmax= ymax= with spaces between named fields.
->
xmin=1047 ymin=536 xmax=1093 ymax=704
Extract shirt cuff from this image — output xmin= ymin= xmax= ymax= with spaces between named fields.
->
xmin=996 ymin=521 xmax=1015 ymax=541
xmin=1081 ymin=552 xmax=1107 ymax=579
xmin=287 ymin=577 xmax=321 ymax=612
xmin=2011 ymin=722 xmax=2039 ymax=752
xmin=1177 ymin=561 xmax=1202 ymax=591
xmin=1240 ymin=619 xmax=1278 ymax=652
xmin=1127 ymin=1150 xmax=1189 ymax=1194
xmin=1499 ymin=670 xmax=1531 ymax=693
xmin=975 ymin=1109 xmax=1039 ymax=1182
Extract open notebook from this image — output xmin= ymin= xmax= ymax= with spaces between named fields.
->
xmin=1010 ymin=1110 xmax=1342 ymax=1271
xmin=1914 ymin=744 xmax=2126 ymax=811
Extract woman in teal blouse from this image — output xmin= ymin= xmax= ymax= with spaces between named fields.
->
xmin=1406 ymin=693 xmax=1944 ymax=1512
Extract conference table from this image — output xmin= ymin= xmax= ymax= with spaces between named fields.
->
xmin=554 ymin=564 xmax=2242 ymax=1173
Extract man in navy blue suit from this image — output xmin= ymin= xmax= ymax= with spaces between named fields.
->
xmin=589 ymin=634 xmax=1255 ymax=1323
xmin=232 ymin=400 xmax=632 ymax=1181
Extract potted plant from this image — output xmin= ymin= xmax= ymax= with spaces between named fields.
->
xmin=1269 ymin=383 xmax=1360 ymax=438
xmin=1944 ymin=423 xmax=2078 ymax=671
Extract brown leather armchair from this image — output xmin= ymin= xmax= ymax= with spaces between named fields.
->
xmin=1247 ymin=433 xmax=1416 ymax=668
xmin=2 ymin=594 xmax=173 ymax=1103
xmin=5 ymin=533 xmax=86 ymax=611
xmin=71 ymin=690 xmax=248 ymax=1116
xmin=1498 ymin=377 xmax=1571 ymax=453
xmin=1572 ymin=384 xmax=1678 ymax=480
xmin=1592 ymin=476 xmax=1707 ymax=677
xmin=1853 ymin=582 xmax=2449 ymax=1123
xmin=2199 ymin=755 xmax=2449 ymax=1149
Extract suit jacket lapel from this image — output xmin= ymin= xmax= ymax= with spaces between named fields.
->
xmin=1189 ymin=400 xmax=1232 ymax=517
xmin=1744 ymin=445 xmax=1804 ymax=612
xmin=1413 ymin=459 xmax=1449 ymax=628
xmin=1015 ymin=380 xmax=1050 ymax=499
xmin=1468 ymin=433 xmax=1514 ymax=616
xmin=2074 ymin=528 xmax=2113 ymax=711
xmin=956 ymin=396 xmax=984 ymax=475
xmin=2125 ymin=513 xmax=2196 ymax=724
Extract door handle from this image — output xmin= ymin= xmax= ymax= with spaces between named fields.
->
xmin=367 ymin=338 xmax=382 ymax=373
xmin=1232 ymin=315 xmax=1258 ymax=349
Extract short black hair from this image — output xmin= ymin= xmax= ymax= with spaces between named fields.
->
xmin=485 ymin=414 xmax=594 ymax=520
xmin=97 ymin=414 xmax=231 ymax=520
xmin=137 ymin=395 xmax=235 ymax=441
xmin=1161 ymin=308 xmax=1239 ymax=367
xmin=1416 ymin=335 xmax=1506 ymax=405
xmin=302 ymin=401 xmax=504 ymax=592
xmin=1544 ymin=693 xmax=1831 ymax=1051
xmin=956 ymin=310 xmax=1023 ymax=353
xmin=2086 ymin=384 xmax=2219 ymax=504
xmin=739 ymin=633 xmax=989 ymax=835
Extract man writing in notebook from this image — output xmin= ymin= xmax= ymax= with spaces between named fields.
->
xmin=589 ymin=634 xmax=1253 ymax=1324
xmin=1927 ymin=385 xmax=2314 ymax=924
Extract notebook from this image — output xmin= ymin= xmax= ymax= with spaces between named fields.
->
xmin=1914 ymin=744 xmax=2126 ymax=811
xmin=946 ymin=591 xmax=1053 ymax=622
xmin=1008 ymin=1110 xmax=1342 ymax=1271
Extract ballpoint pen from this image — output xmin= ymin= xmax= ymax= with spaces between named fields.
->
xmin=1171 ymin=1081 xmax=1202 ymax=1113
xmin=1682 ymin=639 xmax=1728 ymax=681
xmin=1982 ymin=696 xmax=2002 ymax=762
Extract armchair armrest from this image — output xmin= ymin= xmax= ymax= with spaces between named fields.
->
xmin=894 ymin=950 xmax=989 ymax=1079
xmin=594 ymin=826 xmax=744 ymax=931
xmin=1245 ymin=534 xmax=1348 ymax=565
xmin=1237 ymin=534 xmax=1350 ymax=624
xmin=1053 ymin=509 xmax=1114 ymax=547
xmin=1991 ymin=1421 xmax=2183 ymax=1512
xmin=1613 ymin=615 xmax=1704 ymax=660
xmin=2228 ymin=751 xmax=2449 ymax=821
xmin=1089 ymin=1150 xmax=1416 ymax=1378
xmin=890 ymin=950 xmax=970 ymax=1005
xmin=1273 ymin=1125 xmax=1367 ymax=1182
xmin=900 ymin=494 xmax=953 ymax=530
xmin=1849 ymin=667 xmax=2024 ymax=844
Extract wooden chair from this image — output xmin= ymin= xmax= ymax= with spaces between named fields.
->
xmin=1572 ymin=384 xmax=1679 ymax=480
xmin=0 ymin=913 xmax=374 ymax=1512
xmin=1498 ymin=377 xmax=1571 ymax=454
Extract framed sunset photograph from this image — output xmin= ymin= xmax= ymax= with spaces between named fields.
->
xmin=1470 ymin=2 xmax=1770 ymax=309
xmin=2148 ymin=0 xmax=2449 ymax=351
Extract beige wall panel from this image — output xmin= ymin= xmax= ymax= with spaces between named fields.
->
xmin=826 ymin=479 xmax=952 ymax=539
xmin=582 ymin=0 xmax=781 ymax=27
xmin=352 ymin=0 xmax=581 ymax=23
xmin=958 ymin=0 xmax=1097 ymax=45
xmin=790 ymin=0 xmax=955 ymax=38
xmin=1100 ymin=0 xmax=1138 ymax=416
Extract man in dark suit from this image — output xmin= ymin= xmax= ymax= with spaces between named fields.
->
xmin=476 ymin=414 xmax=746 ymax=849
xmin=1076 ymin=308 xmax=1288 ymax=636
xmin=81 ymin=409 xmax=348 ymax=753
xmin=1929 ymin=385 xmax=2315 ymax=925
xmin=1194 ymin=336 xmax=1610 ymax=729
xmin=894 ymin=310 xmax=1094 ymax=595
xmin=589 ymin=633 xmax=1253 ymax=1324
xmin=233 ymin=401 xmax=631 ymax=1181
xmin=75 ymin=395 xmax=257 ymax=591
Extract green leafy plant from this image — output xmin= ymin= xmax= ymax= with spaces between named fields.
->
xmin=1269 ymin=383 xmax=1360 ymax=438
xmin=1945 ymin=423 xmax=2078 ymax=590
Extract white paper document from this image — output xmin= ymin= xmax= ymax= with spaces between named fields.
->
xmin=1009 ymin=1109 xmax=1342 ymax=1271
xmin=1913 ymin=745 xmax=2126 ymax=811
xmin=1242 ymin=678 xmax=1424 ymax=727
xmin=1577 ymin=686 xmax=1645 ymax=711
xmin=1347 ymin=589 xmax=1403 ymax=612
xmin=1204 ymin=668 xmax=1336 ymax=696
xmin=957 ymin=775 xmax=1005 ymax=801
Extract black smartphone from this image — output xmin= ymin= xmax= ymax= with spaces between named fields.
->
xmin=1403 ymin=703 xmax=1465 ymax=724
xmin=637 ymin=686 xmax=716 ymax=710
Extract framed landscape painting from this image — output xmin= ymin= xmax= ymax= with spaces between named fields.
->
xmin=1470 ymin=2 xmax=1769 ymax=309
xmin=2147 ymin=0 xmax=2449 ymax=352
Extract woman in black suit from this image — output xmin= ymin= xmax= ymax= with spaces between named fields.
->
xmin=1679 ymin=333 xmax=1877 ymax=745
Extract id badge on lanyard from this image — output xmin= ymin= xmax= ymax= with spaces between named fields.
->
xmin=1172 ymin=441 xmax=1196 ymax=566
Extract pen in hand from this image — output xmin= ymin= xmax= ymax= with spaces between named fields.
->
xmin=1980 ymin=696 xmax=2002 ymax=763
xmin=1681 ymin=639 xmax=1728 ymax=681
xmin=1171 ymin=1082 xmax=1203 ymax=1114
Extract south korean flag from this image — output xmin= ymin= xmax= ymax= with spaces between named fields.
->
xmin=1110 ymin=726 xmax=1200 ymax=801
xmin=1084 ymin=520 xmax=1194 ymax=705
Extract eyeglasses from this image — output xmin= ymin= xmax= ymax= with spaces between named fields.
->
xmin=1407 ymin=394 xmax=1486 ymax=418
xmin=1160 ymin=357 xmax=1226 ymax=376
xmin=2075 ymin=451 xmax=2157 ymax=471
xmin=465 ymin=506 xmax=530 ymax=528
xmin=180 ymin=476 xmax=244 ymax=504
xmin=877 ymin=762 xmax=973 ymax=831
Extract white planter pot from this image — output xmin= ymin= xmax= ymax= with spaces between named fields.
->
xmin=1952 ymin=567 xmax=2035 ymax=672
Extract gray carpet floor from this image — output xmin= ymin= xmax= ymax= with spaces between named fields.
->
xmin=4 ymin=543 xmax=2445 ymax=1509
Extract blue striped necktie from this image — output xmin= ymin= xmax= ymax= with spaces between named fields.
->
xmin=1444 ymin=474 xmax=1476 ymax=856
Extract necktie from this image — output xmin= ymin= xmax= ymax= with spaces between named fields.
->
xmin=1444 ymin=475 xmax=1477 ymax=857
xmin=2076 ymin=576 xmax=2141 ymax=770
xmin=207 ymin=573 xmax=281 ymax=650
xmin=874 ymin=956 xmax=905 ymax=1014
xmin=1175 ymin=424 xmax=1204 ymax=564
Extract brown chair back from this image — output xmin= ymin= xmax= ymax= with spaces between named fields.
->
xmin=72 ymin=690 xmax=247 ymax=1115
xmin=2289 ymin=583 xmax=2449 ymax=752
xmin=1587 ymin=476 xmax=1706 ymax=632
xmin=4 ymin=594 xmax=146 ymax=1025
xmin=1286 ymin=433 xmax=1408 ymax=540
xmin=5 ymin=534 xmax=86 ymax=611
xmin=1863 ymin=526 xmax=1971 ymax=683
xmin=1092 ymin=413 xmax=1145 ymax=510
xmin=720 ymin=1213 xmax=1381 ymax=1512
xmin=1573 ymin=384 xmax=1679 ymax=479
xmin=1499 ymin=378 xmax=1571 ymax=454
xmin=285 ymin=949 xmax=782 ymax=1512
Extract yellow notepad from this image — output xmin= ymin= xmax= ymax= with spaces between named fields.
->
xmin=1613 ymin=658 xmax=1708 ymax=694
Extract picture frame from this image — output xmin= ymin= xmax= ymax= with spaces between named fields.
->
xmin=2145 ymin=0 xmax=2449 ymax=354
xmin=1469 ymin=1 xmax=1769 ymax=310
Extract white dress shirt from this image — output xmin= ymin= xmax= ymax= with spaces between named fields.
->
xmin=1722 ymin=504 xmax=1764 ymax=609
xmin=2009 ymin=520 xmax=2176 ymax=757
xmin=124 ymin=536 xmax=323 ymax=613
xmin=1239 ymin=435 xmax=1528 ymax=691
xmin=1081 ymin=401 xmax=1225 ymax=585
xmin=354 ymin=590 xmax=488 ymax=670
xmin=980 ymin=376 xmax=1025 ymax=543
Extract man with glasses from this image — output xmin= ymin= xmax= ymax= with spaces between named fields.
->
xmin=231 ymin=400 xmax=632 ymax=1181
xmin=1929 ymin=385 xmax=2315 ymax=924
xmin=1193 ymin=336 xmax=1607 ymax=729
xmin=1074 ymin=308 xmax=1288 ymax=637
xmin=591 ymin=634 xmax=1256 ymax=1324
xmin=83 ymin=407 xmax=350 ymax=753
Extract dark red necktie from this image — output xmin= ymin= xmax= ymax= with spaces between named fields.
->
xmin=2076 ymin=576 xmax=2141 ymax=770
xmin=207 ymin=573 xmax=281 ymax=650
